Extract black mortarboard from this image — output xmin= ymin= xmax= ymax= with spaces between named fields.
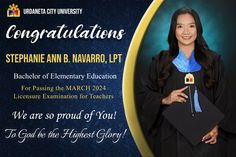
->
xmin=163 ymin=85 xmax=224 ymax=145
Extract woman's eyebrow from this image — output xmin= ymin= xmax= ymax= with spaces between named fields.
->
xmin=176 ymin=22 xmax=196 ymax=25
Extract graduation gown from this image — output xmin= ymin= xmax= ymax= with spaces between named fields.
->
xmin=136 ymin=51 xmax=236 ymax=157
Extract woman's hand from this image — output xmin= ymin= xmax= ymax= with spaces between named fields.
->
xmin=202 ymin=125 xmax=218 ymax=144
xmin=161 ymin=86 xmax=188 ymax=105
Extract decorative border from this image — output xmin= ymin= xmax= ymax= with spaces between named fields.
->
xmin=122 ymin=0 xmax=164 ymax=156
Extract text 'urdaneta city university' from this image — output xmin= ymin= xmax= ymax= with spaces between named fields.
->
xmin=23 ymin=8 xmax=83 ymax=15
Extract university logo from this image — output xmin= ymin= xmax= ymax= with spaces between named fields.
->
xmin=184 ymin=73 xmax=195 ymax=84
xmin=7 ymin=3 xmax=20 ymax=17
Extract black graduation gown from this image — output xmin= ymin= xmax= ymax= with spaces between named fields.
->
xmin=136 ymin=51 xmax=236 ymax=157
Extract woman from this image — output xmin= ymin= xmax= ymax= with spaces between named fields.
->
xmin=138 ymin=7 xmax=236 ymax=157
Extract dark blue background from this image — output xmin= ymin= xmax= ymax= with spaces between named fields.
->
xmin=0 ymin=0 xmax=152 ymax=157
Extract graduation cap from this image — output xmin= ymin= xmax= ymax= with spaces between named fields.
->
xmin=163 ymin=85 xmax=224 ymax=145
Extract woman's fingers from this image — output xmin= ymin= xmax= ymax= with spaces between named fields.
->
xmin=204 ymin=136 xmax=217 ymax=144
xmin=210 ymin=139 xmax=217 ymax=144
xmin=202 ymin=133 xmax=211 ymax=141
xmin=165 ymin=86 xmax=188 ymax=104
xmin=174 ymin=93 xmax=187 ymax=103
xmin=171 ymin=87 xmax=188 ymax=103
xmin=176 ymin=86 xmax=188 ymax=92
xmin=177 ymin=92 xmax=188 ymax=99
xmin=176 ymin=97 xmax=186 ymax=103
xmin=202 ymin=127 xmax=218 ymax=145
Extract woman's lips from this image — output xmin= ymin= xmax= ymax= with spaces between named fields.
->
xmin=182 ymin=36 xmax=192 ymax=40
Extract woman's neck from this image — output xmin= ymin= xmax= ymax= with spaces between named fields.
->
xmin=179 ymin=45 xmax=194 ymax=60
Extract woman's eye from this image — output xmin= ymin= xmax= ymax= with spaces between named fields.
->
xmin=190 ymin=24 xmax=195 ymax=28
xmin=177 ymin=25 xmax=182 ymax=28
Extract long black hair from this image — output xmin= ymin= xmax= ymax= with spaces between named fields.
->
xmin=158 ymin=7 xmax=216 ymax=88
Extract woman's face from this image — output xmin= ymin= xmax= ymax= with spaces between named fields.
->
xmin=175 ymin=13 xmax=197 ymax=47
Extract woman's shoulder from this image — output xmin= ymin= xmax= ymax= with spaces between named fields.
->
xmin=208 ymin=50 xmax=221 ymax=61
xmin=152 ymin=50 xmax=170 ymax=61
xmin=207 ymin=51 xmax=224 ymax=75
